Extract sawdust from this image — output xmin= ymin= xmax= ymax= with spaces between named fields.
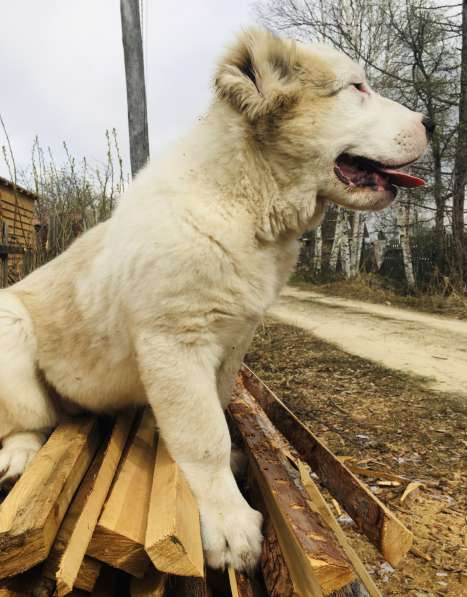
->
xmin=246 ymin=320 xmax=466 ymax=596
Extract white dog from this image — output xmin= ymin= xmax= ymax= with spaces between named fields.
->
xmin=0 ymin=28 xmax=429 ymax=570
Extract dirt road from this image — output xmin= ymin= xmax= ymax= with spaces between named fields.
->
xmin=268 ymin=286 xmax=467 ymax=398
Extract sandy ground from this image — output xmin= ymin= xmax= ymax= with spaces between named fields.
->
xmin=268 ymin=286 xmax=467 ymax=400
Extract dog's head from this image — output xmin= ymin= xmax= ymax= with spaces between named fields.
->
xmin=214 ymin=28 xmax=429 ymax=234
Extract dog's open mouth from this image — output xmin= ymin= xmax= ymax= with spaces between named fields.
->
xmin=334 ymin=154 xmax=425 ymax=195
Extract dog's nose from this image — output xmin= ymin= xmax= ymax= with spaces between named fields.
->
xmin=422 ymin=116 xmax=435 ymax=139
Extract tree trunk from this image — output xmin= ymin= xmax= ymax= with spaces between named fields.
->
xmin=350 ymin=212 xmax=365 ymax=277
xmin=431 ymin=132 xmax=446 ymax=273
xmin=329 ymin=209 xmax=344 ymax=273
xmin=313 ymin=226 xmax=323 ymax=275
xmin=452 ymin=0 xmax=467 ymax=285
xmin=341 ymin=211 xmax=351 ymax=278
xmin=397 ymin=201 xmax=416 ymax=290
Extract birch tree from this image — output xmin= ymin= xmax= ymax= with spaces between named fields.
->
xmin=313 ymin=226 xmax=323 ymax=275
xmin=350 ymin=212 xmax=365 ymax=277
xmin=397 ymin=199 xmax=416 ymax=289
xmin=329 ymin=208 xmax=344 ymax=273
xmin=256 ymin=0 xmax=463 ymax=286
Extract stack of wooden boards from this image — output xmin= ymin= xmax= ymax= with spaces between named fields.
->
xmin=0 ymin=367 xmax=413 ymax=597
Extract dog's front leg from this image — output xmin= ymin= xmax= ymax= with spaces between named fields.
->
xmin=136 ymin=334 xmax=263 ymax=571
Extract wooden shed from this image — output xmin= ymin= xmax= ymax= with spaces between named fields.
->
xmin=0 ymin=176 xmax=38 ymax=285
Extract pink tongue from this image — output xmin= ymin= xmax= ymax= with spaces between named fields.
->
xmin=378 ymin=167 xmax=425 ymax=188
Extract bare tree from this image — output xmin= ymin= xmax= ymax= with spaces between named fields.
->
xmin=257 ymin=0 xmax=464 ymax=288
xmin=397 ymin=199 xmax=416 ymax=289
xmin=452 ymin=0 xmax=467 ymax=284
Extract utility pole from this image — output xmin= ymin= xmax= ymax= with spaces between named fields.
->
xmin=120 ymin=0 xmax=149 ymax=178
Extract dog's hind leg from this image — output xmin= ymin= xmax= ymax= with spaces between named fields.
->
xmin=0 ymin=292 xmax=58 ymax=488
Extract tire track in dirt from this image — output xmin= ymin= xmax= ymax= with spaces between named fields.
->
xmin=268 ymin=286 xmax=467 ymax=399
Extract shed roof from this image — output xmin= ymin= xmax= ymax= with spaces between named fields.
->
xmin=0 ymin=175 xmax=38 ymax=201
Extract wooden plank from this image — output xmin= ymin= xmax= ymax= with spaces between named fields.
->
xmin=229 ymin=385 xmax=361 ymax=597
xmin=0 ymin=418 xmax=100 ymax=579
xmin=0 ymin=203 xmax=34 ymax=221
xmin=259 ymin=518 xmax=294 ymax=597
xmin=0 ymin=206 xmax=34 ymax=224
xmin=228 ymin=568 xmax=257 ymax=597
xmin=79 ymin=566 xmax=129 ymax=597
xmin=130 ymin=570 xmax=169 ymax=597
xmin=87 ymin=409 xmax=155 ymax=577
xmin=240 ymin=366 xmax=413 ymax=567
xmin=0 ymin=566 xmax=55 ymax=596
xmin=75 ymin=557 xmax=101 ymax=592
xmin=0 ymin=183 xmax=36 ymax=204
xmin=298 ymin=461 xmax=382 ymax=597
xmin=43 ymin=412 xmax=136 ymax=595
xmin=0 ymin=245 xmax=25 ymax=256
xmin=145 ymin=438 xmax=204 ymax=577
xmin=170 ymin=577 xmax=212 ymax=597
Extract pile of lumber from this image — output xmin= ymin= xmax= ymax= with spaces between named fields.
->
xmin=0 ymin=367 xmax=413 ymax=596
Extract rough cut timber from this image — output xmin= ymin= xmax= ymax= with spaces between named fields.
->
xmin=71 ymin=565 xmax=128 ymax=597
xmin=43 ymin=412 xmax=136 ymax=595
xmin=229 ymin=385 xmax=361 ymax=597
xmin=241 ymin=365 xmax=413 ymax=567
xmin=298 ymin=461 xmax=381 ymax=597
xmin=130 ymin=570 xmax=168 ymax=597
xmin=0 ymin=566 xmax=55 ymax=597
xmin=259 ymin=518 xmax=294 ymax=597
xmin=0 ymin=418 xmax=100 ymax=579
xmin=87 ymin=409 xmax=156 ymax=577
xmin=74 ymin=557 xmax=101 ymax=593
xmin=228 ymin=567 xmax=256 ymax=597
xmin=170 ymin=576 xmax=212 ymax=597
xmin=145 ymin=437 xmax=204 ymax=577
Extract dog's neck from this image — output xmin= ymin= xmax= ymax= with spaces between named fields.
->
xmin=190 ymin=102 xmax=327 ymax=242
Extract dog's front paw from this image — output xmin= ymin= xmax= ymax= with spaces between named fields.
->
xmin=200 ymin=499 xmax=263 ymax=571
xmin=0 ymin=443 xmax=38 ymax=491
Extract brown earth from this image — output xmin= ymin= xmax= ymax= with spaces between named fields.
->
xmin=246 ymin=320 xmax=466 ymax=597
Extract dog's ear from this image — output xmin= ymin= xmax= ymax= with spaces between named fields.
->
xmin=214 ymin=28 xmax=300 ymax=121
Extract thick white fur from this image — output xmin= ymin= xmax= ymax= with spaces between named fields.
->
xmin=0 ymin=28 xmax=427 ymax=569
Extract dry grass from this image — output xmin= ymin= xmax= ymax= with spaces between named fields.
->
xmin=292 ymin=274 xmax=467 ymax=320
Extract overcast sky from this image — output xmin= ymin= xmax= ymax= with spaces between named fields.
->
xmin=0 ymin=1 xmax=256 ymax=181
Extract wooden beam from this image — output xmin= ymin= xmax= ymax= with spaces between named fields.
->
xmin=170 ymin=577 xmax=212 ymax=597
xmin=0 ymin=566 xmax=55 ymax=596
xmin=228 ymin=568 xmax=256 ymax=597
xmin=130 ymin=570 xmax=168 ymax=597
xmin=259 ymin=518 xmax=294 ymax=597
xmin=88 ymin=565 xmax=128 ymax=597
xmin=240 ymin=366 xmax=413 ymax=567
xmin=43 ymin=412 xmax=136 ymax=595
xmin=0 ymin=418 xmax=100 ymax=579
xmin=75 ymin=557 xmax=101 ymax=593
xmin=298 ymin=461 xmax=382 ymax=597
xmin=145 ymin=438 xmax=204 ymax=577
xmin=87 ymin=409 xmax=156 ymax=577
xmin=229 ymin=385 xmax=364 ymax=596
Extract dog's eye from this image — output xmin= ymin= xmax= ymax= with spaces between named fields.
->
xmin=351 ymin=82 xmax=367 ymax=93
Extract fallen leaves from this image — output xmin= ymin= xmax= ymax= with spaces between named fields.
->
xmin=401 ymin=482 xmax=424 ymax=504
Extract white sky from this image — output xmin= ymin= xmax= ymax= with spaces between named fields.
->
xmin=0 ymin=1 xmax=256 ymax=181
